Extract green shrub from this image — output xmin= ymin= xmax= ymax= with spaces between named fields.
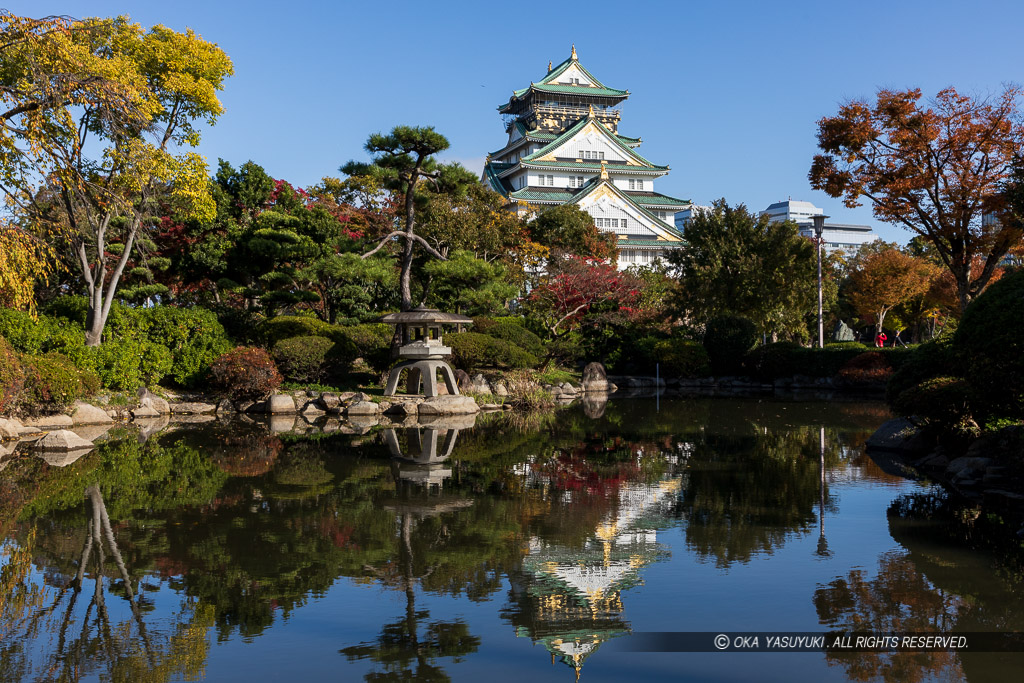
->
xmin=954 ymin=270 xmax=1024 ymax=418
xmin=0 ymin=336 xmax=24 ymax=414
xmin=261 ymin=315 xmax=347 ymax=345
xmin=338 ymin=323 xmax=392 ymax=372
xmin=142 ymin=307 xmax=232 ymax=387
xmin=654 ymin=339 xmax=711 ymax=378
xmin=703 ymin=314 xmax=758 ymax=375
xmin=745 ymin=341 xmax=804 ymax=380
xmin=209 ymin=347 xmax=282 ymax=402
xmin=887 ymin=335 xmax=959 ymax=406
xmin=18 ymin=352 xmax=92 ymax=415
xmin=479 ymin=319 xmax=546 ymax=358
xmin=893 ymin=376 xmax=975 ymax=432
xmin=835 ymin=352 xmax=893 ymax=387
xmin=272 ymin=336 xmax=337 ymax=383
xmin=82 ymin=340 xmax=173 ymax=390
xmin=0 ymin=308 xmax=81 ymax=355
xmin=447 ymin=332 xmax=538 ymax=371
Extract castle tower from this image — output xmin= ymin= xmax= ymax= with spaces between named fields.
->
xmin=483 ymin=47 xmax=689 ymax=269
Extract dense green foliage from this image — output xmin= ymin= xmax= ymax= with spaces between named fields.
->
xmin=18 ymin=352 xmax=95 ymax=415
xmin=447 ymin=332 xmax=538 ymax=371
xmin=473 ymin=317 xmax=546 ymax=358
xmin=633 ymin=338 xmax=711 ymax=378
xmin=954 ymin=270 xmax=1024 ymax=418
xmin=668 ymin=200 xmax=822 ymax=339
xmin=703 ymin=314 xmax=758 ymax=375
xmin=893 ymin=376 xmax=974 ymax=430
xmin=272 ymin=336 xmax=337 ymax=384
xmin=209 ymin=347 xmax=282 ymax=401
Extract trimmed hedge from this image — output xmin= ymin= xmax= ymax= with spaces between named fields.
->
xmin=893 ymin=376 xmax=974 ymax=430
xmin=834 ymin=352 xmax=893 ymax=388
xmin=341 ymin=323 xmax=393 ymax=372
xmin=478 ymin=319 xmax=546 ymax=359
xmin=209 ymin=347 xmax=282 ymax=402
xmin=272 ymin=336 xmax=336 ymax=383
xmin=2 ymin=301 xmax=232 ymax=389
xmin=0 ymin=336 xmax=24 ymax=414
xmin=954 ymin=270 xmax=1024 ymax=418
xmin=142 ymin=307 xmax=232 ymax=387
xmin=643 ymin=339 xmax=711 ymax=378
xmin=886 ymin=336 xmax=958 ymax=406
xmin=703 ymin=315 xmax=757 ymax=375
xmin=447 ymin=332 xmax=538 ymax=371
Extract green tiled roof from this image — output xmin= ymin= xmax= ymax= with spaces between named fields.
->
xmin=507 ymin=188 xmax=577 ymax=203
xmin=483 ymin=164 xmax=510 ymax=196
xmin=538 ymin=56 xmax=609 ymax=89
xmin=531 ymin=83 xmax=628 ymax=98
xmin=618 ymin=239 xmax=685 ymax=247
xmin=520 ymin=115 xmax=663 ymax=169
xmin=627 ymin=192 xmax=691 ymax=206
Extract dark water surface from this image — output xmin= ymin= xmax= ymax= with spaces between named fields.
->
xmin=2 ymin=397 xmax=1022 ymax=682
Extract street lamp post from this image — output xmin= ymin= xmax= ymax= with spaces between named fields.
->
xmin=811 ymin=214 xmax=829 ymax=349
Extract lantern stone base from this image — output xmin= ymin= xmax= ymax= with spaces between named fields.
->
xmin=384 ymin=359 xmax=460 ymax=398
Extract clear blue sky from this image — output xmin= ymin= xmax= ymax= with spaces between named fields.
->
xmin=12 ymin=0 xmax=1024 ymax=243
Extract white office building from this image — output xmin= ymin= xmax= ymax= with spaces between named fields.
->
xmin=761 ymin=200 xmax=875 ymax=254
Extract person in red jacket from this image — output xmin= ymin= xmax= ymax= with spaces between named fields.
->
xmin=875 ymin=332 xmax=887 ymax=348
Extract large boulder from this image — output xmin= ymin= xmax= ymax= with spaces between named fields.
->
xmin=141 ymin=396 xmax=171 ymax=414
xmin=418 ymin=395 xmax=480 ymax=416
xmin=132 ymin=404 xmax=161 ymax=419
xmin=169 ymin=401 xmax=216 ymax=415
xmin=70 ymin=401 xmax=114 ymax=425
xmin=582 ymin=362 xmax=609 ymax=392
xmin=267 ymin=394 xmax=297 ymax=414
xmin=34 ymin=429 xmax=93 ymax=451
xmin=454 ymin=369 xmax=471 ymax=390
xmin=22 ymin=414 xmax=74 ymax=429
xmin=865 ymin=418 xmax=932 ymax=457
xmin=0 ymin=417 xmax=22 ymax=440
xmin=346 ymin=401 xmax=380 ymax=416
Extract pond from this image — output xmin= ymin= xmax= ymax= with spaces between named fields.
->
xmin=1 ymin=397 xmax=1022 ymax=682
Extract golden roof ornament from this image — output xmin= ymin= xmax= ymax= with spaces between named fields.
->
xmin=599 ymin=160 xmax=609 ymax=180
xmin=588 ymin=104 xmax=595 ymax=118
xmin=571 ymin=44 xmax=577 ymax=60
xmin=548 ymin=60 xmax=553 ymax=72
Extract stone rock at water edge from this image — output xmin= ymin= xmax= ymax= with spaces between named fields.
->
xmin=34 ymin=429 xmax=94 ymax=451
xmin=70 ymin=401 xmax=114 ymax=425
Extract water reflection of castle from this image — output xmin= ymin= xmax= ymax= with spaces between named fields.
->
xmin=504 ymin=466 xmax=683 ymax=679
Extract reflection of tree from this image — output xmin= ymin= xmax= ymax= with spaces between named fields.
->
xmin=680 ymin=426 xmax=836 ymax=567
xmin=814 ymin=551 xmax=963 ymax=683
xmin=341 ymin=507 xmax=480 ymax=682
xmin=0 ymin=486 xmax=214 ymax=683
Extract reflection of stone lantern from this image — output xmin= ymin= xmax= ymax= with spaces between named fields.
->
xmin=380 ymin=307 xmax=472 ymax=398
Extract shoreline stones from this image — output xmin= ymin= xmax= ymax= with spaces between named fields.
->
xmin=34 ymin=429 xmax=94 ymax=451
xmin=70 ymin=402 xmax=114 ymax=425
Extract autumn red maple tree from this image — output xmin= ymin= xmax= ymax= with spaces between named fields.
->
xmin=810 ymin=87 xmax=1024 ymax=312
xmin=525 ymin=256 xmax=641 ymax=348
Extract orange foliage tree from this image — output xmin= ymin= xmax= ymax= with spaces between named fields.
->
xmin=847 ymin=247 xmax=936 ymax=336
xmin=810 ymin=87 xmax=1024 ymax=313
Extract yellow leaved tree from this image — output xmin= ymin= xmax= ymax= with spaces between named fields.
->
xmin=0 ymin=11 xmax=233 ymax=344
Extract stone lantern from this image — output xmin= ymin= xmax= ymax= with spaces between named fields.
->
xmin=380 ymin=307 xmax=472 ymax=397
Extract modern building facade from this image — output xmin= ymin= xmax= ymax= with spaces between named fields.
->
xmin=482 ymin=47 xmax=689 ymax=269
xmin=761 ymin=199 xmax=876 ymax=253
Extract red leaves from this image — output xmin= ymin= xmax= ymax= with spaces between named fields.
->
xmin=526 ymin=255 xmax=643 ymax=335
